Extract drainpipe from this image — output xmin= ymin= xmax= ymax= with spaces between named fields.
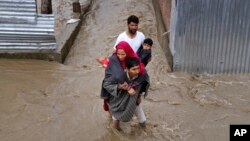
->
xmin=41 ymin=0 xmax=52 ymax=14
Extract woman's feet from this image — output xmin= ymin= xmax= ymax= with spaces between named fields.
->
xmin=111 ymin=120 xmax=122 ymax=131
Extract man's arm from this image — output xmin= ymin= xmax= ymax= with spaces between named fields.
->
xmin=133 ymin=85 xmax=143 ymax=105
xmin=133 ymin=72 xmax=150 ymax=97
xmin=140 ymin=32 xmax=146 ymax=46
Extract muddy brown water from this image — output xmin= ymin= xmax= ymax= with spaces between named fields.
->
xmin=1 ymin=0 xmax=250 ymax=141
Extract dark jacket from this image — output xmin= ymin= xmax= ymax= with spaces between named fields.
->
xmin=137 ymin=46 xmax=152 ymax=67
xmin=100 ymin=54 xmax=150 ymax=99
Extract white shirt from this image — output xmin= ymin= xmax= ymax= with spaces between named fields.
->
xmin=114 ymin=31 xmax=145 ymax=53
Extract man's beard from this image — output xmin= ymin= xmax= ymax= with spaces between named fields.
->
xmin=128 ymin=29 xmax=137 ymax=34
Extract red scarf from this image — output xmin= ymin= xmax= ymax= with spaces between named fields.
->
xmin=115 ymin=41 xmax=145 ymax=74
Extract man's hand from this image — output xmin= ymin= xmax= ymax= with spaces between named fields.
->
xmin=128 ymin=88 xmax=136 ymax=95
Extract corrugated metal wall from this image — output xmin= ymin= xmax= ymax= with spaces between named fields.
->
xmin=171 ymin=0 xmax=250 ymax=74
xmin=0 ymin=0 xmax=56 ymax=52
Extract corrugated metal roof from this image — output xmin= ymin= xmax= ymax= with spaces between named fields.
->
xmin=170 ymin=0 xmax=250 ymax=74
xmin=0 ymin=0 xmax=56 ymax=52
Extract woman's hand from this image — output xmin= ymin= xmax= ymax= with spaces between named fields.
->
xmin=118 ymin=82 xmax=128 ymax=90
xmin=128 ymin=88 xmax=136 ymax=95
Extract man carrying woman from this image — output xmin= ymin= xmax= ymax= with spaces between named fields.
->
xmin=100 ymin=41 xmax=150 ymax=130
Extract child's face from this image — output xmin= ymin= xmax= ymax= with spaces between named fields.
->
xmin=142 ymin=43 xmax=151 ymax=50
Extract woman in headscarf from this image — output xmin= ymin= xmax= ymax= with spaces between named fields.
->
xmin=100 ymin=41 xmax=150 ymax=130
xmin=101 ymin=41 xmax=145 ymax=104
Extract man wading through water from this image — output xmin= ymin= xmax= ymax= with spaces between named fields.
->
xmin=99 ymin=15 xmax=150 ymax=130
xmin=97 ymin=15 xmax=145 ymax=67
xmin=113 ymin=15 xmax=145 ymax=53
xmin=101 ymin=57 xmax=150 ymax=130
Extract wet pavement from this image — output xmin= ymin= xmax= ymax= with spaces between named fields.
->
xmin=1 ymin=0 xmax=250 ymax=141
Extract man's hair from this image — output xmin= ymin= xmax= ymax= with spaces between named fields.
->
xmin=143 ymin=38 xmax=153 ymax=46
xmin=127 ymin=15 xmax=139 ymax=24
xmin=125 ymin=57 xmax=140 ymax=69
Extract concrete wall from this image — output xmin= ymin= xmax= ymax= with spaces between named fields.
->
xmin=0 ymin=0 xmax=91 ymax=63
xmin=156 ymin=0 xmax=171 ymax=32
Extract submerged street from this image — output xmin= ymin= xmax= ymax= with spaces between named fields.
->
xmin=1 ymin=0 xmax=250 ymax=140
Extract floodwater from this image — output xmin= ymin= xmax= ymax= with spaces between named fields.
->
xmin=1 ymin=0 xmax=250 ymax=141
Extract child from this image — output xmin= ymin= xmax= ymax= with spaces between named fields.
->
xmin=136 ymin=38 xmax=153 ymax=67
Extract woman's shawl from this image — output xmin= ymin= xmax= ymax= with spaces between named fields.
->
xmin=100 ymin=55 xmax=125 ymax=99
xmin=103 ymin=71 xmax=150 ymax=122
xmin=100 ymin=54 xmax=150 ymax=99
